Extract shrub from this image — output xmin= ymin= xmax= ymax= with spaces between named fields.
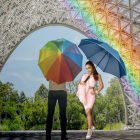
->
xmin=0 ymin=124 xmax=10 ymax=131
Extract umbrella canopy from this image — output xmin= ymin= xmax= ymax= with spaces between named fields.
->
xmin=38 ymin=38 xmax=83 ymax=84
xmin=78 ymin=39 xmax=126 ymax=81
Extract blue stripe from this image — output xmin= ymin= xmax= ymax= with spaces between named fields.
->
xmin=63 ymin=53 xmax=83 ymax=69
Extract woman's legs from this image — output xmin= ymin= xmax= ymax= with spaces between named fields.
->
xmin=85 ymin=108 xmax=93 ymax=129
xmin=84 ymin=90 xmax=95 ymax=129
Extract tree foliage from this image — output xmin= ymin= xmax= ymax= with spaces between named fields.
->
xmin=0 ymin=77 xmax=125 ymax=130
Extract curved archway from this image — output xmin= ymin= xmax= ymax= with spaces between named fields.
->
xmin=0 ymin=0 xmax=140 ymax=126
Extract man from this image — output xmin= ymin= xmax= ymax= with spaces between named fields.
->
xmin=46 ymin=78 xmax=68 ymax=140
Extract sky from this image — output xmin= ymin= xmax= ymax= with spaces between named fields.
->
xmin=0 ymin=26 xmax=114 ymax=97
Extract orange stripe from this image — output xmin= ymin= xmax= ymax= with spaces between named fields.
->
xmin=46 ymin=55 xmax=61 ymax=84
xmin=38 ymin=54 xmax=59 ymax=77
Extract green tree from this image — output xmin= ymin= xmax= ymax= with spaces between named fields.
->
xmin=0 ymin=81 xmax=11 ymax=124
xmin=3 ymin=99 xmax=17 ymax=120
xmin=35 ymin=84 xmax=49 ymax=100
xmin=66 ymin=80 xmax=79 ymax=94
xmin=66 ymin=80 xmax=87 ymax=130
xmin=104 ymin=77 xmax=125 ymax=128
xmin=92 ymin=82 xmax=106 ymax=129
xmin=23 ymin=94 xmax=48 ymax=129
xmin=67 ymin=92 xmax=86 ymax=130
xmin=19 ymin=91 xmax=27 ymax=103
xmin=2 ymin=82 xmax=20 ymax=120
xmin=12 ymin=91 xmax=20 ymax=104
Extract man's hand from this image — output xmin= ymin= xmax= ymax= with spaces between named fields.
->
xmin=80 ymin=81 xmax=86 ymax=85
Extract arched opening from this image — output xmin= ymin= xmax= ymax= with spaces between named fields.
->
xmin=0 ymin=26 xmax=126 ymax=130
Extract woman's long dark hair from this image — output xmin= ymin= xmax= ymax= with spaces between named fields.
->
xmin=86 ymin=60 xmax=99 ymax=81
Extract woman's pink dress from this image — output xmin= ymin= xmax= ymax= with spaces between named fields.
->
xmin=76 ymin=73 xmax=97 ymax=110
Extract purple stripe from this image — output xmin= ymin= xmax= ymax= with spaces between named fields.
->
xmin=63 ymin=55 xmax=82 ymax=79
xmin=63 ymin=44 xmax=82 ymax=55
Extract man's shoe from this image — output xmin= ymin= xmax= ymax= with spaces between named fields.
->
xmin=61 ymin=133 xmax=68 ymax=140
xmin=46 ymin=135 xmax=51 ymax=140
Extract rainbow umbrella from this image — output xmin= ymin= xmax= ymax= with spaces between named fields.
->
xmin=38 ymin=38 xmax=83 ymax=84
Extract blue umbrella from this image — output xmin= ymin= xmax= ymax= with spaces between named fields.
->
xmin=78 ymin=39 xmax=127 ymax=83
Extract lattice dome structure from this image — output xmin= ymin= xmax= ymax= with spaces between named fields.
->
xmin=0 ymin=0 xmax=140 ymax=125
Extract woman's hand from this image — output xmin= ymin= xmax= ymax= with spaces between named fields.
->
xmin=90 ymin=90 xmax=96 ymax=95
xmin=80 ymin=81 xmax=86 ymax=85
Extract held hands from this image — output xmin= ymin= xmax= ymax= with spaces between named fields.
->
xmin=90 ymin=90 xmax=95 ymax=95
xmin=90 ymin=90 xmax=99 ymax=95
xmin=79 ymin=81 xmax=99 ymax=95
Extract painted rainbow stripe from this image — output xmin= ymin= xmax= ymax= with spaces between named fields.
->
xmin=59 ymin=0 xmax=140 ymax=108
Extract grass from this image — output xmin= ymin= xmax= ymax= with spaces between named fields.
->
xmin=103 ymin=122 xmax=124 ymax=130
xmin=0 ymin=124 xmax=10 ymax=131
xmin=0 ymin=121 xmax=125 ymax=131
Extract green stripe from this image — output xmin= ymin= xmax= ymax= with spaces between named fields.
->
xmin=51 ymin=38 xmax=63 ymax=53
xmin=41 ymin=42 xmax=60 ymax=53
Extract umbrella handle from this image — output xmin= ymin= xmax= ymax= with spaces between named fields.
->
xmin=84 ymin=76 xmax=90 ymax=83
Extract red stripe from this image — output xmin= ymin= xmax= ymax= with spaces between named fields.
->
xmin=59 ymin=55 xmax=73 ymax=84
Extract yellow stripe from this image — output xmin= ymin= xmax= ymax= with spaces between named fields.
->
xmin=38 ymin=54 xmax=61 ymax=77
xmin=38 ymin=50 xmax=61 ymax=63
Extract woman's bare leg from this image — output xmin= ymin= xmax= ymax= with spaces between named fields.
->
xmin=85 ymin=108 xmax=93 ymax=129
xmin=91 ymin=114 xmax=93 ymax=126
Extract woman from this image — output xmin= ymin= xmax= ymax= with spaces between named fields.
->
xmin=77 ymin=60 xmax=104 ymax=139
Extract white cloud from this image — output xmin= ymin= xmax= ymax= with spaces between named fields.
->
xmin=8 ymin=72 xmax=27 ymax=84
xmin=7 ymin=71 xmax=45 ymax=83
xmin=24 ymin=71 xmax=45 ymax=82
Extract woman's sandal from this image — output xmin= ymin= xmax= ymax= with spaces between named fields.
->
xmin=91 ymin=125 xmax=95 ymax=136
xmin=86 ymin=129 xmax=92 ymax=139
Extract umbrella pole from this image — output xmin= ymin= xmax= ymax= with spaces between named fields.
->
xmin=84 ymin=51 xmax=108 ymax=83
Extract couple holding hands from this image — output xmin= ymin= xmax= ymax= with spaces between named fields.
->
xmin=46 ymin=60 xmax=104 ymax=140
